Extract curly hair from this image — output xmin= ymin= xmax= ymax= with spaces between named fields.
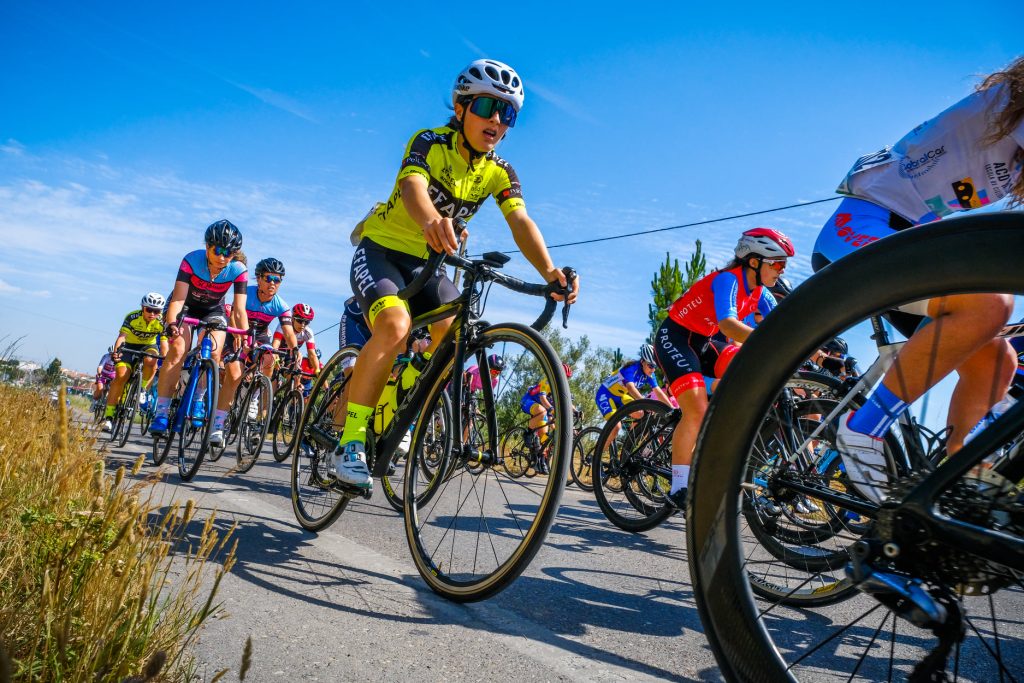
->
xmin=978 ymin=56 xmax=1024 ymax=205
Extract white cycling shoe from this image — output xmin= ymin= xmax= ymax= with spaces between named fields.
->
xmin=836 ymin=412 xmax=890 ymax=504
xmin=329 ymin=441 xmax=372 ymax=489
xmin=210 ymin=430 xmax=224 ymax=447
xmin=101 ymin=419 xmax=113 ymax=432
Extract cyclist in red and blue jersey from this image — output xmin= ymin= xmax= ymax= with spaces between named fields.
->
xmin=214 ymin=257 xmax=297 ymax=445
xmin=595 ymin=344 xmax=671 ymax=420
xmin=654 ymin=227 xmax=794 ymax=509
xmin=151 ymin=220 xmax=249 ymax=435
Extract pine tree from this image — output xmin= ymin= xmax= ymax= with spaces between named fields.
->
xmin=647 ymin=241 xmax=706 ymax=342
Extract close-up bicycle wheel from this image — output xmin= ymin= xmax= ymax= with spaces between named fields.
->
xmin=592 ymin=399 xmax=675 ymax=533
xmin=570 ymin=425 xmax=601 ymax=491
xmin=404 ymin=322 xmax=571 ymax=602
xmin=688 ymin=213 xmax=1024 ymax=682
xmin=178 ymin=360 xmax=217 ymax=482
xmin=236 ymin=373 xmax=273 ymax=473
xmin=272 ymin=388 xmax=304 ymax=462
xmin=499 ymin=427 xmax=531 ymax=478
xmin=290 ymin=346 xmax=358 ymax=532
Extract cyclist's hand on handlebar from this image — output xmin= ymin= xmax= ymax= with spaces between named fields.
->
xmin=423 ymin=216 xmax=468 ymax=256
xmin=165 ymin=323 xmax=181 ymax=339
xmin=545 ymin=266 xmax=579 ymax=304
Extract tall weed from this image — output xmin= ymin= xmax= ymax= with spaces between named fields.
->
xmin=0 ymin=385 xmax=235 ymax=681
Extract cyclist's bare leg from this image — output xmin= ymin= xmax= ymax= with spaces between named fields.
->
xmin=219 ymin=360 xmax=243 ymax=411
xmin=946 ymin=337 xmax=1015 ymax=453
xmin=157 ymin=334 xmax=189 ymax=398
xmin=671 ymin=386 xmax=708 ymax=468
xmin=141 ymin=356 xmax=158 ymax=388
xmin=345 ymin=306 xmax=412 ymax=412
xmin=105 ymin=363 xmax=130 ymax=409
xmin=883 ymin=293 xmax=1013 ymax=452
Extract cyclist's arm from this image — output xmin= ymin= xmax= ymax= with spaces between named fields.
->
xmin=719 ymin=317 xmax=754 ymax=344
xmin=399 ymin=175 xmax=462 ymax=255
xmin=279 ymin=318 xmax=298 ymax=349
xmin=164 ymin=281 xmax=188 ymax=329
xmin=505 ymin=208 xmax=575 ymax=301
xmin=651 ymin=386 xmax=672 ymax=406
xmin=112 ymin=332 xmax=127 ymax=356
xmin=230 ymin=291 xmax=248 ymax=333
xmin=623 ymin=381 xmax=645 ymax=401
xmin=540 ymin=393 xmax=554 ymax=411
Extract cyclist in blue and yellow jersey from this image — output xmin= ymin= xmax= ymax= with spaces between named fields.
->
xmin=101 ymin=293 xmax=166 ymax=432
xmin=811 ymin=58 xmax=1024 ymax=503
xmin=595 ymin=344 xmax=672 ymax=421
xmin=151 ymin=220 xmax=249 ymax=435
xmin=654 ymin=228 xmax=794 ymax=509
xmin=214 ymin=257 xmax=298 ymax=446
xmin=519 ymin=363 xmax=572 ymax=475
xmin=333 ymin=60 xmax=578 ymax=490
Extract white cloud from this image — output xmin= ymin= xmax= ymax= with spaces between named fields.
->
xmin=0 ymin=278 xmax=50 ymax=298
xmin=1 ymin=139 xmax=26 ymax=156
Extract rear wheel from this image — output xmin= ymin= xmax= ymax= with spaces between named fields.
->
xmin=592 ymin=399 xmax=675 ymax=533
xmin=236 ymin=374 xmax=273 ymax=473
xmin=290 ymin=347 xmax=359 ymax=532
xmin=404 ymin=322 xmax=570 ymax=602
xmin=114 ymin=370 xmax=142 ymax=448
xmin=500 ymin=427 xmax=531 ymax=478
xmin=177 ymin=360 xmax=217 ymax=482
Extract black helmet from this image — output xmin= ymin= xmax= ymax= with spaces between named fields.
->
xmin=822 ymin=336 xmax=848 ymax=357
xmin=487 ymin=354 xmax=505 ymax=371
xmin=769 ymin=276 xmax=792 ymax=301
xmin=204 ymin=219 xmax=243 ymax=251
xmin=255 ymin=257 xmax=286 ymax=278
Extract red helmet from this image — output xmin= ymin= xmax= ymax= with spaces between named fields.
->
xmin=292 ymin=303 xmax=315 ymax=321
xmin=734 ymin=227 xmax=795 ymax=260
xmin=562 ymin=362 xmax=573 ymax=379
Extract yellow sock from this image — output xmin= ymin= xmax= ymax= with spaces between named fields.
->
xmin=340 ymin=402 xmax=374 ymax=445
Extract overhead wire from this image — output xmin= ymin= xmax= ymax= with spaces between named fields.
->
xmin=312 ymin=196 xmax=841 ymax=336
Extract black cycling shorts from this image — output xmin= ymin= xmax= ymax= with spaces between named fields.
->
xmin=350 ymin=238 xmax=459 ymax=324
xmin=654 ymin=318 xmax=739 ymax=395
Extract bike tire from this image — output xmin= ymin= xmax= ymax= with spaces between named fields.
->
xmin=381 ymin=388 xmax=453 ymax=514
xmin=592 ymin=399 xmax=675 ymax=533
xmin=236 ymin=374 xmax=273 ymax=473
xmin=116 ymin=370 xmax=142 ymax=448
xmin=403 ymin=322 xmax=570 ymax=602
xmin=570 ymin=426 xmax=601 ymax=491
xmin=500 ymin=427 xmax=530 ymax=478
xmin=688 ymin=212 xmax=1024 ymax=682
xmin=272 ymin=389 xmax=304 ymax=462
xmin=290 ymin=346 xmax=359 ymax=532
xmin=178 ymin=359 xmax=218 ymax=482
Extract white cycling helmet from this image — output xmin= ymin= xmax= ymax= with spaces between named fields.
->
xmin=452 ymin=59 xmax=525 ymax=112
xmin=734 ymin=227 xmax=796 ymax=260
xmin=141 ymin=292 xmax=166 ymax=309
xmin=639 ymin=344 xmax=656 ymax=366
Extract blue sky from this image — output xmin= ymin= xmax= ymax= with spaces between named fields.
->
xmin=1 ymin=1 xmax=1021 ymax=377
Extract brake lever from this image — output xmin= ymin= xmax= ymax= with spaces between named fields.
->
xmin=560 ymin=267 xmax=577 ymax=329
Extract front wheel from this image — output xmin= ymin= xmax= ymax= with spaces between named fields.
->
xmin=114 ymin=370 xmax=142 ymax=448
xmin=272 ymin=389 xmax=304 ymax=462
xmin=570 ymin=426 xmax=602 ymax=491
xmin=178 ymin=360 xmax=217 ymax=482
xmin=404 ymin=322 xmax=570 ymax=602
xmin=236 ymin=374 xmax=273 ymax=473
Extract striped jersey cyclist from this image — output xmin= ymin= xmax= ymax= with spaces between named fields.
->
xmin=812 ymin=57 xmax=1024 ymax=503
xmin=334 ymin=59 xmax=579 ymax=490
xmin=151 ymin=220 xmax=249 ymax=435
xmin=653 ymin=227 xmax=794 ymax=510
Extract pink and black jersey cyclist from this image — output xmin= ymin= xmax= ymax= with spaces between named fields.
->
xmin=653 ymin=227 xmax=794 ymax=510
xmin=152 ymin=219 xmax=249 ymax=435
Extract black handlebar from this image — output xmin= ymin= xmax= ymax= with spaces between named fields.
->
xmin=396 ymin=218 xmax=576 ymax=332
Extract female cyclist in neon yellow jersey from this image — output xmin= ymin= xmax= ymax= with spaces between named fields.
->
xmin=332 ymin=59 xmax=579 ymax=490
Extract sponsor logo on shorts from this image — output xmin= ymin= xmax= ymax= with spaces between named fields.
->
xmin=897 ymin=146 xmax=945 ymax=179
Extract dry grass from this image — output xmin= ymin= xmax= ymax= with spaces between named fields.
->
xmin=0 ymin=385 xmax=237 ymax=682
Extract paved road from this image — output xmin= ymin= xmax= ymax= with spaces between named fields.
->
xmin=95 ymin=421 xmax=1024 ymax=682
xmin=98 ymin=425 xmax=718 ymax=682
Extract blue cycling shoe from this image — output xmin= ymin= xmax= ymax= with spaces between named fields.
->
xmin=150 ymin=414 xmax=170 ymax=435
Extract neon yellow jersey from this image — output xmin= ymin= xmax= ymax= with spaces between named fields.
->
xmin=360 ymin=126 xmax=526 ymax=258
xmin=119 ymin=310 xmax=164 ymax=346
